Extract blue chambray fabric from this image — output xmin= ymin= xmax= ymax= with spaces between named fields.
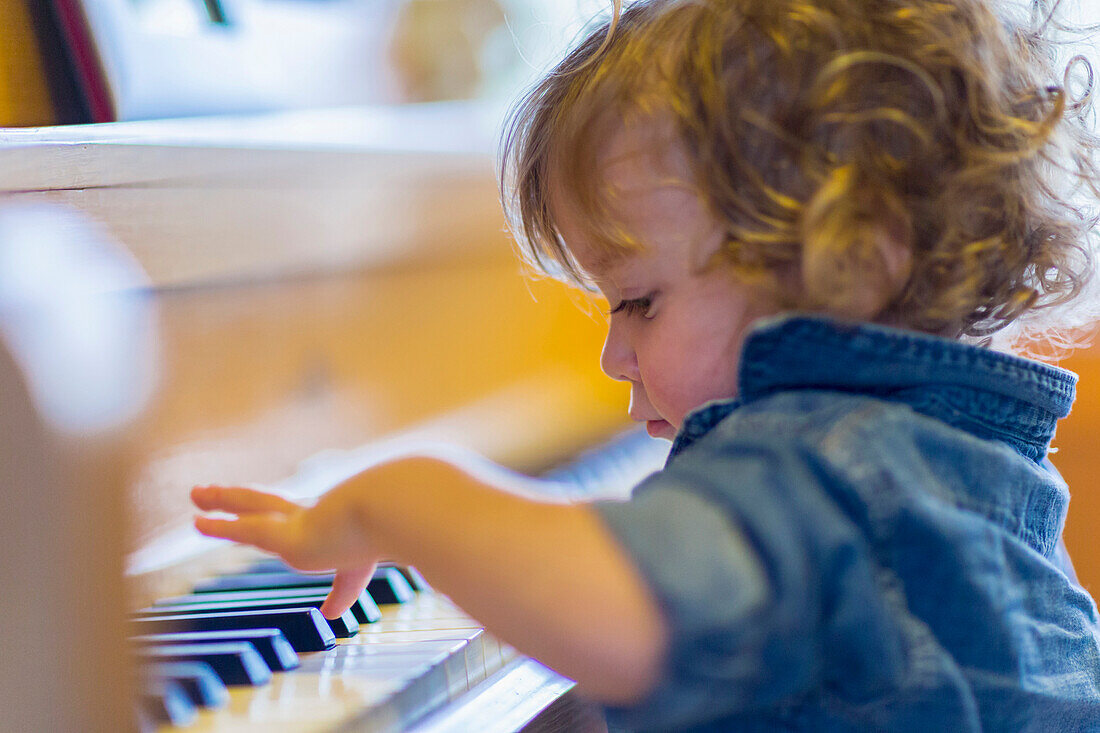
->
xmin=595 ymin=314 xmax=1100 ymax=732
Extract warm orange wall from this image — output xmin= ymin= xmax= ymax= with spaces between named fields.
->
xmin=1052 ymin=340 xmax=1100 ymax=595
xmin=0 ymin=0 xmax=56 ymax=126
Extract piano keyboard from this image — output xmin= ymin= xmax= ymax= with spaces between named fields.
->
xmin=135 ymin=561 xmax=575 ymax=732
xmin=134 ymin=428 xmax=669 ymax=731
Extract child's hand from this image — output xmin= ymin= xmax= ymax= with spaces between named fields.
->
xmin=191 ymin=485 xmax=375 ymax=619
xmin=192 ymin=459 xmax=667 ymax=703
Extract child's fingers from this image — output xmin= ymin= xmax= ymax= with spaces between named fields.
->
xmin=320 ymin=565 xmax=375 ymax=620
xmin=194 ymin=514 xmax=292 ymax=555
xmin=191 ymin=485 xmax=299 ymax=515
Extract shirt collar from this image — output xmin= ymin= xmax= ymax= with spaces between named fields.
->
xmin=669 ymin=314 xmax=1077 ymax=462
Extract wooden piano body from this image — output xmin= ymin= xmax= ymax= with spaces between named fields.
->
xmin=0 ymin=105 xmax=654 ymax=730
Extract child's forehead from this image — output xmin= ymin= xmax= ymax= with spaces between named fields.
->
xmin=552 ymin=111 xmax=688 ymax=189
xmin=550 ymin=120 xmax=699 ymax=229
xmin=546 ymin=114 xmax=712 ymax=286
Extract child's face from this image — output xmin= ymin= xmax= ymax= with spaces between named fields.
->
xmin=553 ymin=129 xmax=779 ymax=440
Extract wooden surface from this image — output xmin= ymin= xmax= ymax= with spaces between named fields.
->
xmin=0 ymin=103 xmax=506 ymax=285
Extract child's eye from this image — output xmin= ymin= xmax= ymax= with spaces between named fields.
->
xmin=609 ymin=294 xmax=657 ymax=319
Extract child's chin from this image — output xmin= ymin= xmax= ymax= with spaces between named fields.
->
xmin=646 ymin=419 xmax=675 ymax=440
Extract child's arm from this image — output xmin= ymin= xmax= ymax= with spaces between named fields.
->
xmin=192 ymin=455 xmax=667 ymax=705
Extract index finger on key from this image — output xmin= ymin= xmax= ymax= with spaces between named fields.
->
xmin=321 ymin=565 xmax=375 ymax=620
xmin=191 ymin=485 xmax=299 ymax=515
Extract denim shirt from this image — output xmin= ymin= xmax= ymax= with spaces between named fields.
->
xmin=595 ymin=315 xmax=1100 ymax=732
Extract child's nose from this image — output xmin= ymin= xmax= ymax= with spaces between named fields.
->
xmin=600 ymin=320 xmax=639 ymax=382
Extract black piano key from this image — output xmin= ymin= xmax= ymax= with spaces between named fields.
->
xmin=131 ymin=629 xmax=299 ymax=672
xmin=144 ymin=661 xmax=229 ymax=708
xmin=139 ymin=642 xmax=272 ymax=686
xmin=155 ymin=587 xmax=382 ymax=624
xmin=194 ymin=567 xmax=413 ymax=605
xmin=132 ymin=607 xmax=335 ymax=652
xmin=136 ymin=600 xmax=360 ymax=638
xmin=138 ymin=679 xmax=197 ymax=726
xmin=368 ymin=566 xmax=416 ymax=604
xmin=247 ymin=557 xmax=431 ymax=595
xmin=384 ymin=563 xmax=432 ymax=593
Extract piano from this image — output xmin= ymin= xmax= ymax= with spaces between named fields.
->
xmin=123 ymin=421 xmax=665 ymax=731
xmin=0 ymin=106 xmax=669 ymax=731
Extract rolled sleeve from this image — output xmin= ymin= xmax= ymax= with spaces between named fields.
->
xmin=593 ymin=436 xmax=906 ymax=730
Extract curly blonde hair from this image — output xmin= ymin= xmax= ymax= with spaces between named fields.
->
xmin=500 ymin=0 xmax=1100 ymax=353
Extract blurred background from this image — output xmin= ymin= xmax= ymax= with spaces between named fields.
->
xmin=0 ymin=0 xmax=619 ymax=124
xmin=0 ymin=0 xmax=645 ymax=541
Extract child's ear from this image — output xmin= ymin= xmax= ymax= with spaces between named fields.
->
xmin=876 ymin=221 xmax=912 ymax=295
xmin=845 ymin=224 xmax=912 ymax=321
xmin=800 ymin=165 xmax=915 ymax=323
xmin=801 ymin=216 xmax=912 ymax=323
